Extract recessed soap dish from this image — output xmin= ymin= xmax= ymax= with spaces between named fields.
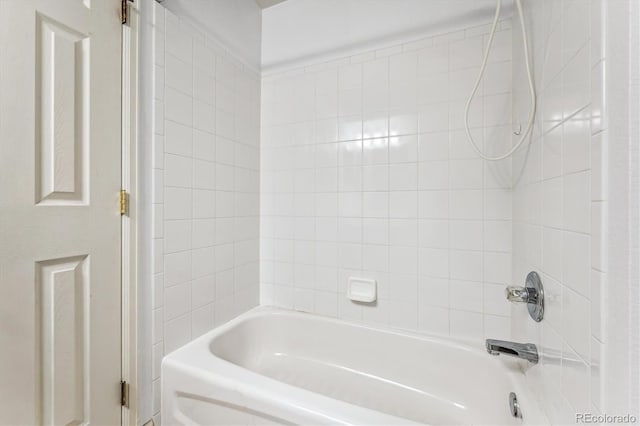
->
xmin=347 ymin=277 xmax=377 ymax=303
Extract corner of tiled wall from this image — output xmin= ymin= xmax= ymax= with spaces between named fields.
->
xmin=150 ymin=1 xmax=261 ymax=423
xmin=150 ymin=2 xmax=165 ymax=422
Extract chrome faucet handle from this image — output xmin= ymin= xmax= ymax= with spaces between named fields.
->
xmin=505 ymin=286 xmax=531 ymax=303
xmin=505 ymin=271 xmax=545 ymax=322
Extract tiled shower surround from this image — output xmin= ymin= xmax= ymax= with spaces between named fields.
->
xmin=511 ymin=0 xmax=607 ymax=422
xmin=260 ymin=21 xmax=514 ymax=341
xmin=147 ymin=1 xmax=614 ymax=424
xmin=150 ymin=2 xmax=261 ymax=420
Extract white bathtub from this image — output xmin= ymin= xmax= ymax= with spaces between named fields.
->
xmin=162 ymin=307 xmax=548 ymax=425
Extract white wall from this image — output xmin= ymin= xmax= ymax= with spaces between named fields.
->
xmin=510 ymin=0 xmax=607 ymax=422
xmin=602 ymin=0 xmax=640 ymax=417
xmin=148 ymin=2 xmax=261 ymax=423
xmin=260 ymin=20 xmax=514 ymax=343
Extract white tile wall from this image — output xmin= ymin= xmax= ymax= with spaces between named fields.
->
xmin=151 ymin=2 xmax=260 ymax=422
xmin=260 ymin=21 xmax=513 ymax=342
xmin=145 ymin=2 xmax=617 ymax=423
xmin=511 ymin=0 xmax=606 ymax=423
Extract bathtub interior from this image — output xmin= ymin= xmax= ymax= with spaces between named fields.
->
xmin=207 ymin=311 xmax=528 ymax=425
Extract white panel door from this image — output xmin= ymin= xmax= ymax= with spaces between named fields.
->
xmin=0 ymin=0 xmax=123 ymax=424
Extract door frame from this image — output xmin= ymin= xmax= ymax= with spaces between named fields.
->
xmin=122 ymin=0 xmax=140 ymax=424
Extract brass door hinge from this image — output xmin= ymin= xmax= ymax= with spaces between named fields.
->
xmin=122 ymin=0 xmax=134 ymax=25
xmin=120 ymin=190 xmax=130 ymax=216
xmin=121 ymin=0 xmax=127 ymax=24
xmin=121 ymin=381 xmax=130 ymax=408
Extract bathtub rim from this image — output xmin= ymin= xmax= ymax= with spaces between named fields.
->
xmin=169 ymin=306 xmax=522 ymax=364
xmin=162 ymin=306 xmax=550 ymax=425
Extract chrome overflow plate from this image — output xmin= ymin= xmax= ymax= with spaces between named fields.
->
xmin=509 ymin=392 xmax=522 ymax=419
